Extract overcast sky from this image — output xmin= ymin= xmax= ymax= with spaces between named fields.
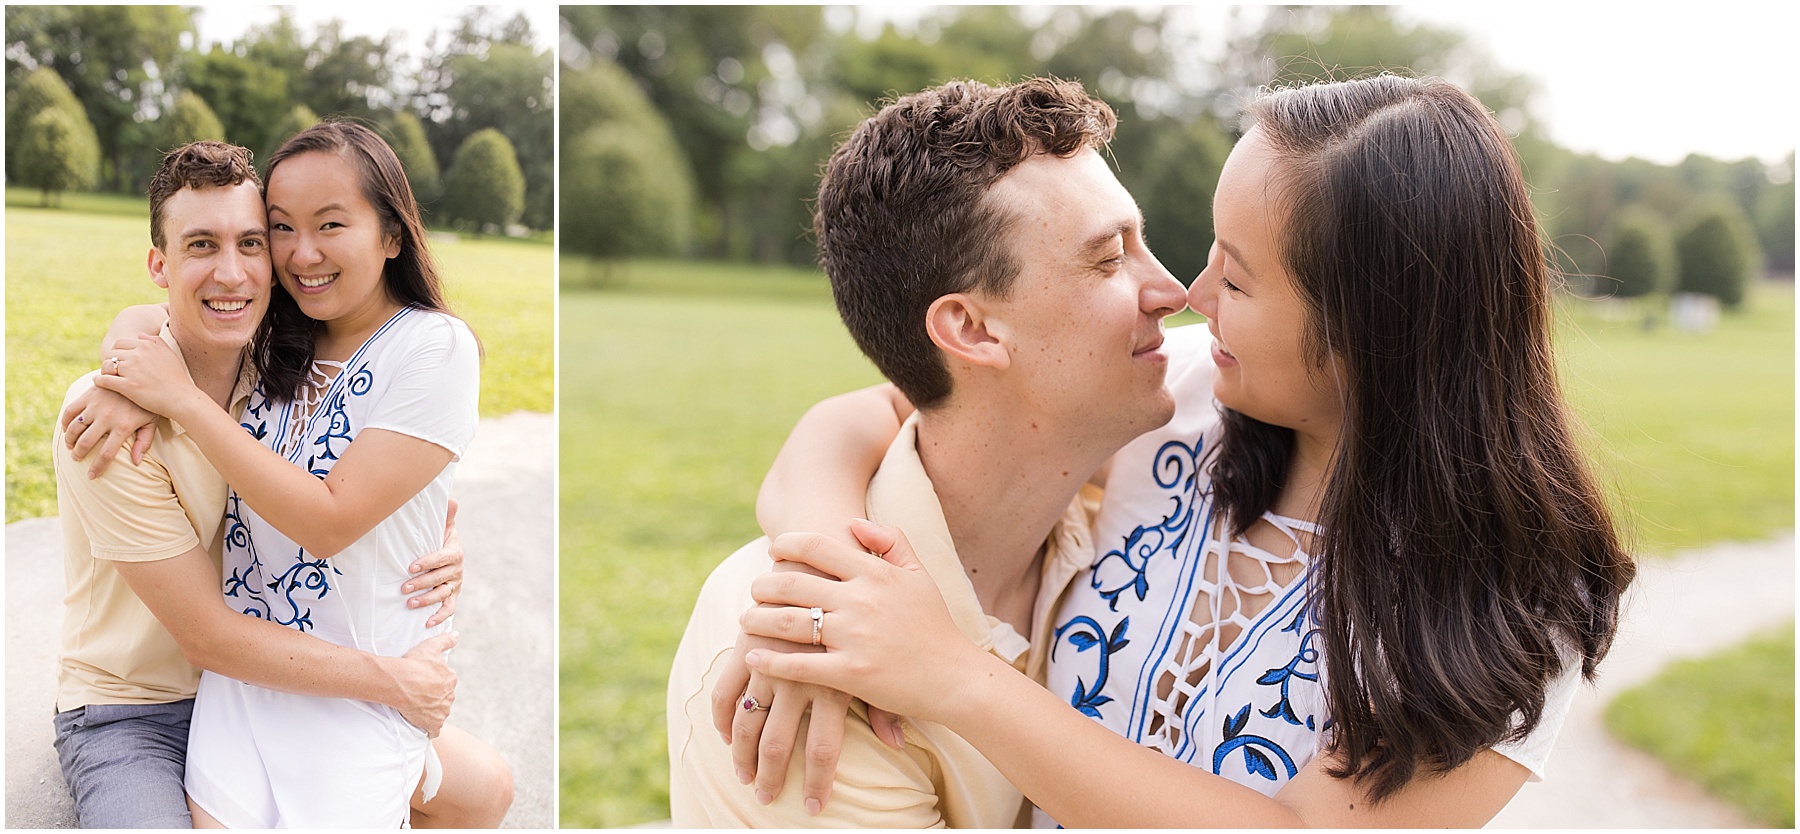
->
xmin=190 ymin=3 xmax=1794 ymax=167
xmin=191 ymin=4 xmax=557 ymax=58
xmin=1398 ymin=2 xmax=1794 ymax=167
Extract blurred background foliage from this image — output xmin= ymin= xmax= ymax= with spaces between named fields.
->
xmin=559 ymin=4 xmax=1793 ymax=296
xmin=4 ymin=5 xmax=554 ymax=234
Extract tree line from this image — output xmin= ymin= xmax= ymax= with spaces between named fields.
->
xmin=561 ymin=5 xmax=1792 ymax=309
xmin=4 ymin=6 xmax=553 ymax=234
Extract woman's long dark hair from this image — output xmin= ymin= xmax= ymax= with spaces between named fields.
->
xmin=252 ymin=120 xmax=454 ymax=401
xmin=1209 ymin=75 xmax=1636 ymax=802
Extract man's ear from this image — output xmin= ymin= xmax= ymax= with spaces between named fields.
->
xmin=925 ymin=293 xmax=1010 ymax=371
xmin=147 ymin=246 xmax=171 ymax=290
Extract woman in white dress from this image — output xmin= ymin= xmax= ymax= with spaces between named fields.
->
xmin=727 ymin=75 xmax=1635 ymax=826
xmin=93 ymin=121 xmax=481 ymax=827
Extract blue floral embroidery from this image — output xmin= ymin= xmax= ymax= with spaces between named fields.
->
xmin=221 ymin=357 xmax=372 ymax=630
xmin=1255 ymin=603 xmax=1322 ymax=730
xmin=1214 ymin=703 xmax=1298 ymax=782
xmin=305 ymin=363 xmax=373 ymax=477
xmin=263 ymin=555 xmax=342 ymax=632
xmin=1053 ymin=616 xmax=1130 ymax=718
xmin=1090 ymin=438 xmax=1206 ymax=610
xmin=221 ymin=493 xmax=270 ymax=618
xmin=222 ymin=491 xmax=343 ymax=632
xmin=241 ymin=381 xmax=274 ymax=442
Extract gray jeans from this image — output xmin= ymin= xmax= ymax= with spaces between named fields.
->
xmin=52 ymin=701 xmax=194 ymax=828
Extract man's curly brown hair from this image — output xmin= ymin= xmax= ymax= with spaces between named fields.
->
xmin=814 ymin=77 xmax=1116 ymax=408
xmin=146 ymin=141 xmax=259 ymax=249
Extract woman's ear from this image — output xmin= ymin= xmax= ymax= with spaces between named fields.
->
xmin=383 ymin=232 xmax=402 ymax=260
xmin=925 ymin=293 xmax=1010 ymax=371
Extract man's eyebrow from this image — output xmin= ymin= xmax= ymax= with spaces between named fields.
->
xmin=1218 ymin=238 xmax=1257 ymax=280
xmin=1078 ymin=214 xmax=1141 ymax=255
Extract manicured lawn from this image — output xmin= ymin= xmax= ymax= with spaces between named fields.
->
xmin=557 ymin=257 xmax=1793 ymax=826
xmin=1606 ymin=623 xmax=1795 ymax=827
xmin=556 ymin=257 xmax=882 ymax=827
xmin=1556 ymin=286 xmax=1794 ymax=552
xmin=5 ymin=202 xmax=553 ymax=522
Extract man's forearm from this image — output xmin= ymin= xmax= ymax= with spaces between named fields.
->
xmin=184 ymin=612 xmax=423 ymax=706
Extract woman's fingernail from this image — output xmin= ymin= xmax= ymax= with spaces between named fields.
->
xmin=720 ymin=730 xmax=732 ymax=746
xmin=736 ymin=768 xmax=752 ymax=785
xmin=805 ymin=798 xmax=822 ymax=816
xmin=755 ymin=789 xmax=773 ymax=806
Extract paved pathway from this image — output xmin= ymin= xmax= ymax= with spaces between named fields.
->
xmin=5 ymin=412 xmax=554 ymax=828
xmin=1491 ymin=534 xmax=1794 ymax=828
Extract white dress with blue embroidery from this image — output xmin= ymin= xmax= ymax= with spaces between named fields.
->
xmin=1039 ymin=324 xmax=1578 ymax=825
xmin=184 ymin=308 xmax=480 ymax=828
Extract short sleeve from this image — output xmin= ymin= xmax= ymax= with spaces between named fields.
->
xmin=53 ymin=374 xmax=198 ymax=563
xmin=362 ymin=313 xmax=481 ymax=461
xmin=1491 ymin=650 xmax=1583 ymax=781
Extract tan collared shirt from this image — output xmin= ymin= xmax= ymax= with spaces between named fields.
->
xmin=54 ymin=326 xmax=253 ymax=710
xmin=668 ymin=414 xmax=1096 ymax=827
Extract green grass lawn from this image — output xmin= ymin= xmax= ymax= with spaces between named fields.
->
xmin=5 ymin=200 xmax=553 ymax=522
xmin=558 ymin=256 xmax=1793 ymax=826
xmin=1606 ymin=622 xmax=1795 ymax=827
xmin=557 ymin=257 xmax=883 ymax=827
xmin=1557 ymin=287 xmax=1794 ymax=552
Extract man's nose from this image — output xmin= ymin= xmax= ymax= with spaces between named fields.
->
xmin=1143 ymin=261 xmax=1185 ymax=317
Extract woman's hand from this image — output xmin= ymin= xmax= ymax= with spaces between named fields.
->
xmin=742 ymin=520 xmax=990 ymax=724
xmin=90 ymin=334 xmax=211 ymax=421
xmin=59 ymin=385 xmax=157 ymax=479
xmin=405 ymin=499 xmax=465 ymax=628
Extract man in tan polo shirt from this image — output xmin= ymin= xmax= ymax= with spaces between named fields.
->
xmin=51 ymin=141 xmax=508 ymax=828
xmin=667 ymin=78 xmax=1188 ymax=826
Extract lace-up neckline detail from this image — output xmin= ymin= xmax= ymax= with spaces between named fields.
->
xmin=1144 ymin=510 xmax=1320 ymax=753
xmin=270 ymin=358 xmax=346 ymax=459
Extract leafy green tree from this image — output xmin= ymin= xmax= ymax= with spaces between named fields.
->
xmin=1600 ymin=208 xmax=1675 ymax=299
xmin=5 ymin=67 xmax=85 ymax=183
xmin=1754 ymin=159 xmax=1794 ymax=273
xmin=5 ymin=5 xmax=196 ymax=189
xmin=239 ymin=11 xmax=392 ymax=121
xmin=15 ymin=104 xmax=100 ymax=205
xmin=434 ymin=43 xmax=553 ymax=230
xmin=383 ymin=111 xmax=442 ymax=207
xmin=294 ymin=21 xmax=394 ymax=119
xmin=563 ymin=125 xmax=695 ymax=262
xmin=441 ymin=128 xmax=526 ymax=233
xmin=262 ymin=104 xmax=321 ymax=171
xmin=157 ymin=90 xmax=227 ymax=152
xmin=180 ymin=45 xmax=293 ymax=155
xmin=559 ymin=60 xmax=695 ymax=263
xmin=562 ymin=5 xmax=828 ymax=257
xmin=1676 ymin=199 xmax=1762 ymax=309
